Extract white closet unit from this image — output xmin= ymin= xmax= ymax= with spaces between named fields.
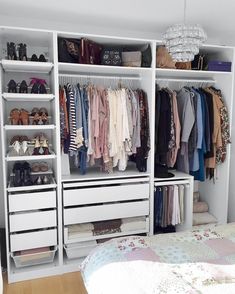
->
xmin=0 ymin=25 xmax=233 ymax=282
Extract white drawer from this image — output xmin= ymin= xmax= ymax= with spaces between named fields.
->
xmin=63 ymin=183 xmax=149 ymax=206
xmin=64 ymin=200 xmax=149 ymax=225
xmin=9 ymin=191 xmax=56 ymax=212
xmin=10 ymin=229 xmax=57 ymax=252
xmin=9 ymin=210 xmax=57 ymax=232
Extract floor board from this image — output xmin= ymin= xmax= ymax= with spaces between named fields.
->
xmin=3 ymin=272 xmax=88 ymax=294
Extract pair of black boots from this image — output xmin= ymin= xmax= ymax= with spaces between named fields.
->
xmin=7 ymin=42 xmax=27 ymax=61
xmin=13 ymin=162 xmax=32 ymax=187
xmin=8 ymin=79 xmax=47 ymax=94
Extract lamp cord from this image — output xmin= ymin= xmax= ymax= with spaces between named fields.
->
xmin=184 ymin=0 xmax=187 ymax=23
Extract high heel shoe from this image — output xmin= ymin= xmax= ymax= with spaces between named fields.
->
xmin=19 ymin=80 xmax=28 ymax=93
xmin=18 ymin=43 xmax=27 ymax=61
xmin=39 ymin=54 xmax=46 ymax=62
xmin=10 ymin=108 xmax=20 ymax=125
xmin=8 ymin=80 xmax=17 ymax=93
xmin=7 ymin=42 xmax=17 ymax=60
xmin=19 ymin=109 xmax=29 ymax=125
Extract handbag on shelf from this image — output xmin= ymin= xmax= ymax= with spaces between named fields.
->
xmin=79 ymin=38 xmax=103 ymax=65
xmin=156 ymin=46 xmax=176 ymax=69
xmin=100 ymin=48 xmax=122 ymax=66
xmin=58 ymin=37 xmax=80 ymax=63
xmin=122 ymin=51 xmax=142 ymax=67
xmin=175 ymin=61 xmax=192 ymax=70
xmin=141 ymin=44 xmax=152 ymax=67
xmin=191 ymin=54 xmax=208 ymax=70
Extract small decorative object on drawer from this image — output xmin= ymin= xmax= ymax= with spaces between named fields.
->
xmin=100 ymin=48 xmax=122 ymax=66
xmin=122 ymin=51 xmax=141 ymax=67
xmin=64 ymin=240 xmax=97 ymax=259
xmin=208 ymin=61 xmax=232 ymax=72
xmin=11 ymin=246 xmax=57 ymax=268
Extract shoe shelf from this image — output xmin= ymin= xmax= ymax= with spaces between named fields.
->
xmin=4 ymin=125 xmax=56 ymax=131
xmin=2 ymin=93 xmax=55 ymax=102
xmin=7 ymin=177 xmax=57 ymax=193
xmin=1 ymin=60 xmax=54 ymax=73
xmin=10 ymin=168 xmax=53 ymax=177
xmin=6 ymin=152 xmax=56 ymax=162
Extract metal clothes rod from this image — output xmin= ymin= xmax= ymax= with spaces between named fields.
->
xmin=156 ymin=77 xmax=216 ymax=83
xmin=59 ymin=73 xmax=141 ymax=81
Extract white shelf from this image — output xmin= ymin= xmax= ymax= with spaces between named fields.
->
xmin=58 ymin=62 xmax=151 ymax=76
xmin=62 ymin=167 xmax=150 ymax=182
xmin=155 ymin=68 xmax=233 ymax=80
xmin=4 ymin=125 xmax=56 ymax=131
xmin=2 ymin=93 xmax=55 ymax=102
xmin=6 ymin=152 xmax=56 ymax=162
xmin=64 ymin=229 xmax=149 ymax=244
xmin=7 ymin=177 xmax=56 ymax=192
xmin=1 ymin=60 xmax=54 ymax=73
xmin=154 ymin=170 xmax=193 ymax=182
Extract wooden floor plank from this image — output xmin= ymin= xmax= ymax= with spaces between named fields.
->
xmin=3 ymin=272 xmax=87 ymax=294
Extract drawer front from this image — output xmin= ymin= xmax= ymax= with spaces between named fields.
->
xmin=9 ymin=191 xmax=56 ymax=212
xmin=9 ymin=210 xmax=57 ymax=232
xmin=10 ymin=229 xmax=57 ymax=252
xmin=64 ymin=183 xmax=149 ymax=206
xmin=64 ymin=200 xmax=149 ymax=225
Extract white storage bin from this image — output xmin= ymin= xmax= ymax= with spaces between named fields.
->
xmin=11 ymin=246 xmax=57 ymax=268
xmin=64 ymin=241 xmax=97 ymax=259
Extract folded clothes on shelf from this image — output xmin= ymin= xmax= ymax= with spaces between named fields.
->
xmin=93 ymin=219 xmax=121 ymax=236
xmin=68 ymin=223 xmax=94 ymax=239
xmin=193 ymin=201 xmax=209 ymax=213
xmin=193 ymin=212 xmax=217 ymax=226
xmin=121 ymin=216 xmax=146 ymax=232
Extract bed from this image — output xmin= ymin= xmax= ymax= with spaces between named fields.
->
xmin=80 ymin=223 xmax=235 ymax=293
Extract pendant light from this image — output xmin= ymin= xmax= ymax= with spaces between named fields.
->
xmin=163 ymin=0 xmax=207 ymax=62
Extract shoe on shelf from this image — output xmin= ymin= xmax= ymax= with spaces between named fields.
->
xmin=18 ymin=43 xmax=27 ymax=61
xmin=31 ymin=54 xmax=38 ymax=62
xmin=38 ymin=54 xmax=46 ymax=62
xmin=42 ymin=175 xmax=50 ymax=184
xmin=8 ymin=80 xmax=17 ymax=93
xmin=7 ymin=42 xmax=17 ymax=60
xmin=13 ymin=162 xmax=22 ymax=187
xmin=39 ymin=107 xmax=48 ymax=125
xmin=19 ymin=80 xmax=28 ymax=93
xmin=40 ymin=162 xmax=49 ymax=172
xmin=10 ymin=108 xmax=20 ymax=125
xmin=9 ymin=140 xmax=21 ymax=156
xmin=34 ymin=176 xmax=43 ymax=185
xmin=19 ymin=109 xmax=29 ymax=125
xmin=31 ymin=108 xmax=41 ymax=125
xmin=30 ymin=78 xmax=48 ymax=94
xmin=19 ymin=140 xmax=30 ymax=156
xmin=21 ymin=162 xmax=32 ymax=186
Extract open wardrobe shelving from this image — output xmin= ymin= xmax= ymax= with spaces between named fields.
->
xmin=0 ymin=26 xmax=234 ymax=282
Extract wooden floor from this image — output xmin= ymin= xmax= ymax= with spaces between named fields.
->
xmin=3 ymin=272 xmax=88 ymax=294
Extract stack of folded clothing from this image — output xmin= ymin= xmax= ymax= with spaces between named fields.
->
xmin=68 ymin=223 xmax=94 ymax=239
xmin=121 ymin=216 xmax=146 ymax=232
xmin=193 ymin=192 xmax=217 ymax=226
xmin=93 ymin=219 xmax=121 ymax=236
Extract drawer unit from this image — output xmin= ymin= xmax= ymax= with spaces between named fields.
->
xmin=8 ymin=190 xmax=56 ymax=212
xmin=9 ymin=210 xmax=57 ymax=232
xmin=10 ymin=229 xmax=57 ymax=252
xmin=63 ymin=183 xmax=149 ymax=206
xmin=64 ymin=200 xmax=149 ymax=225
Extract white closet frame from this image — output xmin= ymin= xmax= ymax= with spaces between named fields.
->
xmin=0 ymin=25 xmax=234 ymax=283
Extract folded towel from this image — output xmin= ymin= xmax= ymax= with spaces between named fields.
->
xmin=193 ymin=212 xmax=217 ymax=226
xmin=66 ymin=240 xmax=97 ymax=249
xmin=19 ymin=247 xmax=50 ymax=255
xmin=193 ymin=201 xmax=209 ymax=213
xmin=68 ymin=223 xmax=94 ymax=233
xmin=93 ymin=228 xmax=121 ymax=236
xmin=121 ymin=216 xmax=146 ymax=232
xmin=68 ymin=230 xmax=93 ymax=239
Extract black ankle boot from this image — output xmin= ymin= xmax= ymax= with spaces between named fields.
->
xmin=21 ymin=162 xmax=32 ymax=186
xmin=18 ymin=43 xmax=27 ymax=61
xmin=7 ymin=42 xmax=17 ymax=60
xmin=13 ymin=162 xmax=22 ymax=187
xmin=8 ymin=80 xmax=17 ymax=93
xmin=19 ymin=80 xmax=28 ymax=93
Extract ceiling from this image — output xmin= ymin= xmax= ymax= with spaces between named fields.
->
xmin=0 ymin=0 xmax=234 ymax=45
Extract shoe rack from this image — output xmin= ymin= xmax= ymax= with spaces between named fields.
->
xmin=0 ymin=28 xmax=61 ymax=282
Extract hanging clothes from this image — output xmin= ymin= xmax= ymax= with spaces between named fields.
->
xmin=60 ymin=83 xmax=150 ymax=175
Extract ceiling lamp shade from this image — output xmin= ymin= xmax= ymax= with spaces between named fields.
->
xmin=162 ymin=0 xmax=207 ymax=62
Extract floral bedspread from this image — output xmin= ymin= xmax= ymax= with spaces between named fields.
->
xmin=80 ymin=223 xmax=235 ymax=293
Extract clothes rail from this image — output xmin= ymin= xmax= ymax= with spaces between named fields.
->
xmin=156 ymin=78 xmax=216 ymax=83
xmin=59 ymin=73 xmax=141 ymax=80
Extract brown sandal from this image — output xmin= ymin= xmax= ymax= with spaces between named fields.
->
xmin=20 ymin=109 xmax=29 ymax=125
xmin=39 ymin=108 xmax=48 ymax=125
xmin=31 ymin=108 xmax=40 ymax=125
xmin=10 ymin=108 xmax=20 ymax=125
